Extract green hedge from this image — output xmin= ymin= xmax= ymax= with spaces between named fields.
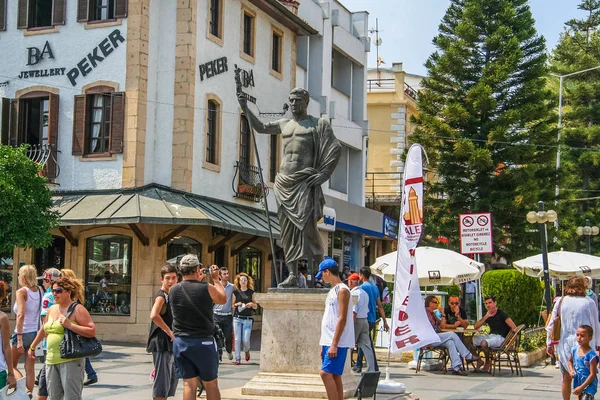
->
xmin=481 ymin=269 xmax=543 ymax=327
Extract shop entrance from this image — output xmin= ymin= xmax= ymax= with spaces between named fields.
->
xmin=34 ymin=235 xmax=65 ymax=276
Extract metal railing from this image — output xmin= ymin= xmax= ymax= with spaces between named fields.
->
xmin=365 ymin=171 xmax=403 ymax=208
xmin=366 ymin=78 xmax=419 ymax=101
xmin=25 ymin=143 xmax=59 ymax=183
xmin=232 ymin=161 xmax=269 ymax=202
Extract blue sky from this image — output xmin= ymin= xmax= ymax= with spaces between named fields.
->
xmin=339 ymin=0 xmax=583 ymax=76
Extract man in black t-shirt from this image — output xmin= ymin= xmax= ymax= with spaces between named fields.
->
xmin=441 ymin=296 xmax=468 ymax=329
xmin=170 ymin=255 xmax=226 ymax=400
xmin=473 ymin=295 xmax=517 ymax=372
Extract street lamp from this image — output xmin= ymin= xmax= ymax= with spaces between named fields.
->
xmin=526 ymin=201 xmax=558 ymax=315
xmin=550 ymin=65 xmax=600 ymax=214
xmin=577 ymin=219 xmax=599 ymax=254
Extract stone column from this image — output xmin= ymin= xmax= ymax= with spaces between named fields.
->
xmin=241 ymin=290 xmax=358 ymax=399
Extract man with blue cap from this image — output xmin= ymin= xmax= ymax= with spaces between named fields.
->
xmin=316 ymin=258 xmax=354 ymax=400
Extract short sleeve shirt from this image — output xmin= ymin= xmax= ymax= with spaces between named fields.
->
xmin=443 ymin=306 xmax=467 ymax=325
xmin=351 ymin=286 xmax=369 ymax=319
xmin=41 ymin=287 xmax=54 ymax=317
xmin=360 ymin=281 xmax=380 ymax=323
xmin=486 ymin=309 xmax=511 ymax=337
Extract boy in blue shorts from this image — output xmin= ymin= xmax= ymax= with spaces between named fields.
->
xmin=316 ymin=258 xmax=354 ymax=400
xmin=569 ymin=325 xmax=599 ymax=400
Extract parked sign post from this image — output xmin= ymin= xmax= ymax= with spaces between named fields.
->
xmin=459 ymin=213 xmax=493 ymax=254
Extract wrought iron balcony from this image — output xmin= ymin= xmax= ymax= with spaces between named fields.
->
xmin=404 ymin=82 xmax=418 ymax=101
xmin=233 ymin=161 xmax=268 ymax=202
xmin=26 ymin=144 xmax=59 ymax=183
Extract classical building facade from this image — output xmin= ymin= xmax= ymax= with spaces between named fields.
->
xmin=365 ymin=63 xmax=423 ymax=264
xmin=0 ymin=0 xmax=381 ymax=343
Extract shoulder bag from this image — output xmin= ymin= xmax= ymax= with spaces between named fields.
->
xmin=59 ymin=302 xmax=102 ymax=359
xmin=548 ymin=297 xmax=563 ymax=342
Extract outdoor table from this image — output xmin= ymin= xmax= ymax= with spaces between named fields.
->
xmin=441 ymin=328 xmax=480 ymax=334
xmin=441 ymin=327 xmax=480 ymax=354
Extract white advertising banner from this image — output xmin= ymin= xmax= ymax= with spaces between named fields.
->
xmin=391 ymin=144 xmax=439 ymax=353
xmin=459 ymin=213 xmax=493 ymax=254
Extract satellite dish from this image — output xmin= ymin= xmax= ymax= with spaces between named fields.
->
xmin=374 ymin=37 xmax=383 ymax=46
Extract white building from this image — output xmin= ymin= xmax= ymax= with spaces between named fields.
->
xmin=0 ymin=0 xmax=381 ymax=342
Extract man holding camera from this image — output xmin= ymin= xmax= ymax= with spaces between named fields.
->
xmin=170 ymin=255 xmax=226 ymax=400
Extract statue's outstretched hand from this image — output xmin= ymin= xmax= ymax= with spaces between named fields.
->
xmin=237 ymin=92 xmax=248 ymax=110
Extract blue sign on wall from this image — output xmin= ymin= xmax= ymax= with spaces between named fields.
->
xmin=383 ymin=216 xmax=399 ymax=239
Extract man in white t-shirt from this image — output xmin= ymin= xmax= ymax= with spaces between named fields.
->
xmin=315 ymin=258 xmax=354 ymax=400
xmin=347 ymin=273 xmax=375 ymax=373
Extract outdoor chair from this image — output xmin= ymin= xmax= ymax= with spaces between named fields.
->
xmin=489 ymin=324 xmax=525 ymax=376
xmin=506 ymin=324 xmax=525 ymax=377
xmin=415 ymin=345 xmax=450 ymax=373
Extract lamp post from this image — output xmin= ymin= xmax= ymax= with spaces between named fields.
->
xmin=526 ymin=201 xmax=558 ymax=315
xmin=550 ymin=65 xmax=600 ymax=215
xmin=576 ymin=219 xmax=599 ymax=255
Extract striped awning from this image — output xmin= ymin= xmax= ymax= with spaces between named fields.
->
xmin=52 ymin=184 xmax=280 ymax=239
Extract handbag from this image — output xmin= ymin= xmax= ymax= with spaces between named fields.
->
xmin=548 ymin=297 xmax=563 ymax=342
xmin=59 ymin=302 xmax=102 ymax=359
xmin=0 ymin=378 xmax=29 ymax=400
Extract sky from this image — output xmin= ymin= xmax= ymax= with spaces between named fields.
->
xmin=339 ymin=0 xmax=584 ymax=76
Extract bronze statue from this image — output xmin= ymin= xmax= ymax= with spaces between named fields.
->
xmin=236 ymin=82 xmax=341 ymax=287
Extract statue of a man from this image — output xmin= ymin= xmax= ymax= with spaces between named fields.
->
xmin=238 ymin=88 xmax=342 ymax=287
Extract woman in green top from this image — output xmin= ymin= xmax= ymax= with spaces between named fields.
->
xmin=28 ymin=277 xmax=96 ymax=400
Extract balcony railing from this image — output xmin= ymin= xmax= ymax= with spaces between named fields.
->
xmin=365 ymin=171 xmax=402 ymax=209
xmin=26 ymin=144 xmax=59 ymax=183
xmin=366 ymin=78 xmax=419 ymax=101
xmin=233 ymin=161 xmax=268 ymax=202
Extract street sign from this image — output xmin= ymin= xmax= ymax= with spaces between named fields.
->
xmin=459 ymin=213 xmax=493 ymax=254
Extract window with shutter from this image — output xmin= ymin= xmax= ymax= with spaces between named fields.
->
xmin=18 ymin=0 xmax=65 ymax=29
xmin=73 ymin=89 xmax=124 ymax=156
xmin=1 ymin=98 xmax=9 ymax=145
xmin=0 ymin=0 xmax=6 ymax=31
xmin=77 ymin=0 xmax=89 ymax=22
xmin=46 ymin=94 xmax=59 ymax=181
xmin=114 ymin=0 xmax=127 ymax=18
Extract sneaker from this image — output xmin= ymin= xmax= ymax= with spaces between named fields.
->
xmin=228 ymin=352 xmax=234 ymax=360
xmin=245 ymin=352 xmax=250 ymax=362
xmin=84 ymin=377 xmax=98 ymax=386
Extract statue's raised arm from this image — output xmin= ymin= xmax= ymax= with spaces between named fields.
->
xmin=234 ymin=65 xmax=283 ymax=135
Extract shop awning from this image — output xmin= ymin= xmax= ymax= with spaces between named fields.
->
xmin=52 ymin=184 xmax=280 ymax=239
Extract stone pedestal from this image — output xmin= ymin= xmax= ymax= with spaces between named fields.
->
xmin=241 ymin=289 xmax=358 ymax=398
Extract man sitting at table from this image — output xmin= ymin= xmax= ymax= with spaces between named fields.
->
xmin=424 ymin=295 xmax=482 ymax=376
xmin=441 ymin=295 xmax=468 ymax=330
xmin=473 ymin=295 xmax=517 ymax=373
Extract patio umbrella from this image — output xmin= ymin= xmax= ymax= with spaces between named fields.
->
xmin=370 ymin=247 xmax=484 ymax=286
xmin=513 ymin=251 xmax=600 ymax=279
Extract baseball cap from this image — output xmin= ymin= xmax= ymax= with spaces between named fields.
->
xmin=347 ymin=273 xmax=360 ymax=281
xmin=37 ymin=268 xmax=61 ymax=281
xmin=179 ymin=254 xmax=201 ymax=268
xmin=315 ymin=258 xmax=338 ymax=280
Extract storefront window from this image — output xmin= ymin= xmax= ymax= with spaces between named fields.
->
xmin=166 ymin=237 xmax=202 ymax=265
xmin=236 ymin=247 xmax=262 ymax=292
xmin=85 ymin=235 xmax=132 ymax=316
xmin=0 ymin=255 xmax=13 ymax=312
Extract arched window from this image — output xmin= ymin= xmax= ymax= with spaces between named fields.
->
xmin=85 ymin=234 xmax=132 ymax=315
xmin=167 ymin=236 xmax=202 ymax=265
xmin=236 ymin=246 xmax=262 ymax=292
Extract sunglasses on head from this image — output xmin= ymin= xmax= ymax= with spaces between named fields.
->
xmin=450 ymin=302 xmax=459 ymax=305
xmin=52 ymin=288 xmax=64 ymax=294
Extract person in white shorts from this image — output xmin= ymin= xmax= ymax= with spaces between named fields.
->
xmin=473 ymin=295 xmax=517 ymax=372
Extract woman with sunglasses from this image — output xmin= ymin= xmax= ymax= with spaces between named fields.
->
xmin=11 ymin=265 xmax=42 ymax=396
xmin=28 ymin=277 xmax=96 ymax=400
xmin=232 ymin=273 xmax=258 ymax=365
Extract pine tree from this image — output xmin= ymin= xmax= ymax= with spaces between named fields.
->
xmin=410 ymin=0 xmax=557 ymax=260
xmin=550 ymin=0 xmax=600 ymax=254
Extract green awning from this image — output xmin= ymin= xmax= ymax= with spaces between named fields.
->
xmin=52 ymin=184 xmax=280 ymax=239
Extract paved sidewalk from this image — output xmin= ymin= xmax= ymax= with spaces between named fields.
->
xmin=26 ymin=343 xmax=562 ymax=399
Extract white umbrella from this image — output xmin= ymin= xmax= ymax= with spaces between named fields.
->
xmin=513 ymin=251 xmax=600 ymax=279
xmin=370 ymin=247 xmax=484 ymax=285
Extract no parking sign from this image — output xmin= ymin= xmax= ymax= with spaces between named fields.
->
xmin=459 ymin=213 xmax=493 ymax=254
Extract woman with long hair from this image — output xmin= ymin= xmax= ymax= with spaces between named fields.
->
xmin=60 ymin=269 xmax=97 ymax=386
xmin=547 ymin=275 xmax=600 ymax=400
xmin=232 ymin=273 xmax=257 ymax=365
xmin=11 ymin=265 xmax=42 ymax=396
xmin=28 ymin=277 xmax=96 ymax=399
